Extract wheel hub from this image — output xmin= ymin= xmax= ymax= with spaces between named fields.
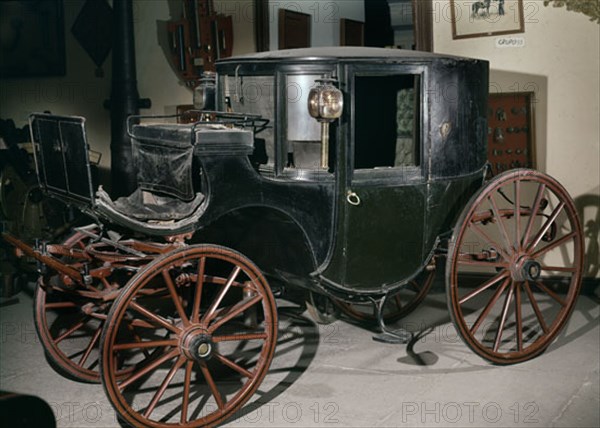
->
xmin=196 ymin=341 xmax=212 ymax=358
xmin=511 ymin=256 xmax=541 ymax=282
xmin=180 ymin=327 xmax=213 ymax=361
xmin=522 ymin=260 xmax=541 ymax=281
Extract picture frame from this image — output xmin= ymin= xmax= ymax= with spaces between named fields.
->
xmin=450 ymin=0 xmax=524 ymax=40
xmin=0 ymin=0 xmax=66 ymax=77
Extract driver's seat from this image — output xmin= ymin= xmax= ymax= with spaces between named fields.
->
xmin=29 ymin=113 xmax=205 ymax=236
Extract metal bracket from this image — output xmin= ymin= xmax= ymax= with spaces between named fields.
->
xmin=370 ymin=294 xmax=414 ymax=344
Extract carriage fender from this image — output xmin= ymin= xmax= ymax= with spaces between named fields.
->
xmin=195 ymin=206 xmax=317 ymax=281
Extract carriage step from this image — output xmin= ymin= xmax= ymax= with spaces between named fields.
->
xmin=372 ymin=328 xmax=413 ymax=344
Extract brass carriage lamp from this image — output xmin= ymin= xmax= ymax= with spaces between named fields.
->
xmin=308 ymin=78 xmax=343 ymax=169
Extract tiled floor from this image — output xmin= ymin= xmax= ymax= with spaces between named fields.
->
xmin=1 ymin=283 xmax=598 ymax=427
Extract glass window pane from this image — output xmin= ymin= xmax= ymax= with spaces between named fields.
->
xmin=221 ymin=75 xmax=275 ymax=169
xmin=285 ymin=74 xmax=322 ymax=170
xmin=354 ymin=74 xmax=420 ymax=169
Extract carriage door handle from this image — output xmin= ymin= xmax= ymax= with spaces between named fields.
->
xmin=346 ymin=190 xmax=361 ymax=206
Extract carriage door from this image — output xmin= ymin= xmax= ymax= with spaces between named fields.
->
xmin=342 ymin=67 xmax=428 ymax=290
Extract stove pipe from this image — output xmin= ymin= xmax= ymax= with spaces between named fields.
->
xmin=106 ymin=0 xmax=151 ymax=198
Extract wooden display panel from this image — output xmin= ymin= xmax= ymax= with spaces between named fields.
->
xmin=340 ymin=18 xmax=364 ymax=46
xmin=279 ymin=9 xmax=311 ymax=49
xmin=487 ymin=92 xmax=536 ymax=176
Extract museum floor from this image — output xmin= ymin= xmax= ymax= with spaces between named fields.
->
xmin=1 ymin=281 xmax=598 ymax=428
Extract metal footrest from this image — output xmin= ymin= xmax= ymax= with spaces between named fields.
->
xmin=373 ymin=328 xmax=413 ymax=344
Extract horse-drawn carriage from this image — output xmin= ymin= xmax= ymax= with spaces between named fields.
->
xmin=2 ymin=48 xmax=583 ymax=427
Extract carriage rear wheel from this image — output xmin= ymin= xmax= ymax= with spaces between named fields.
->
xmin=334 ymin=262 xmax=436 ymax=324
xmin=100 ymin=244 xmax=278 ymax=428
xmin=447 ymin=169 xmax=583 ymax=364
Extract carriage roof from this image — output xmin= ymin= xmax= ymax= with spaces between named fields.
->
xmin=217 ymin=47 xmax=477 ymax=65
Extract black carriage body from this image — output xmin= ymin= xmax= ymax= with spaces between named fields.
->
xmin=30 ymin=47 xmax=489 ymax=299
xmin=196 ymin=48 xmax=489 ymax=297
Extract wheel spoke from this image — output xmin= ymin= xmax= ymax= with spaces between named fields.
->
xmin=470 ymin=223 xmax=510 ymax=260
xmin=162 ymin=269 xmax=190 ymax=327
xmin=125 ymin=321 xmax=151 ymax=358
xmin=78 ymin=323 xmax=103 ymax=365
xmin=54 ymin=316 xmax=89 ymax=344
xmin=45 ymin=301 xmax=78 ymax=309
xmin=191 ymin=257 xmax=206 ymax=323
xmin=393 ymin=294 xmax=403 ymax=310
xmin=521 ymin=183 xmax=546 ymax=248
xmin=515 ymin=283 xmax=523 ymax=352
xmin=129 ymin=301 xmax=180 ymax=334
xmin=143 ymin=356 xmax=186 ymax=418
xmin=515 ymin=179 xmax=522 ymax=251
xmin=459 ymin=270 xmax=510 ymax=305
xmin=202 ymin=266 xmax=241 ymax=324
xmin=493 ymin=282 xmax=515 ymax=352
xmin=541 ymin=265 xmax=576 ymax=273
xmin=523 ymin=281 xmax=549 ymax=334
xmin=525 ymin=202 xmax=565 ymax=252
xmin=532 ymin=281 xmax=567 ymax=307
xmin=180 ymin=361 xmax=194 ymax=424
xmin=214 ymin=352 xmax=254 ymax=378
xmin=208 ymin=294 xmax=263 ymax=333
xmin=469 ymin=277 xmax=510 ymax=335
xmin=213 ymin=332 xmax=268 ymax=343
xmin=531 ymin=231 xmax=576 ymax=259
xmin=200 ymin=361 xmax=225 ymax=409
xmin=128 ymin=318 xmax=157 ymax=329
xmin=457 ymin=258 xmax=508 ymax=269
xmin=119 ymin=348 xmax=179 ymax=390
xmin=488 ymin=193 xmax=513 ymax=253
xmin=113 ymin=339 xmax=179 ymax=351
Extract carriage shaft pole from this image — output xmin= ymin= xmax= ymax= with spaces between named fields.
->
xmin=1 ymin=233 xmax=83 ymax=282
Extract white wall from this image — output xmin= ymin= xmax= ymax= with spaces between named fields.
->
xmin=0 ymin=0 xmax=257 ymax=171
xmin=432 ymin=0 xmax=599 ymax=200
xmin=134 ymin=0 xmax=258 ymax=137
xmin=0 ymin=0 xmax=363 ymax=166
xmin=432 ymin=0 xmax=600 ymax=277
xmin=268 ymin=0 xmax=365 ymax=49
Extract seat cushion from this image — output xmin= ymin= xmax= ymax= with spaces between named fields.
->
xmin=110 ymin=188 xmax=205 ymax=221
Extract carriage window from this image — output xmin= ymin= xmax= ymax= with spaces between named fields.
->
xmin=354 ymin=74 xmax=420 ymax=169
xmin=221 ymin=75 xmax=275 ymax=170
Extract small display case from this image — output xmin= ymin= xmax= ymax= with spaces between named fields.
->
xmin=487 ymin=92 xmax=536 ymax=175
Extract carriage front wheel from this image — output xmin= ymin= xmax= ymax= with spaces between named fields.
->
xmin=100 ymin=244 xmax=278 ymax=427
xmin=447 ymin=169 xmax=583 ymax=364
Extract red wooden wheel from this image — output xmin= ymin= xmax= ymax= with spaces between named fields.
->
xmin=335 ymin=262 xmax=436 ymax=324
xmin=34 ymin=230 xmax=162 ymax=382
xmin=100 ymin=244 xmax=278 ymax=428
xmin=447 ymin=169 xmax=583 ymax=364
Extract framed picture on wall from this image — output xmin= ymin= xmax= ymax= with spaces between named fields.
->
xmin=451 ymin=0 xmax=524 ymax=40
xmin=0 ymin=0 xmax=66 ymax=77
